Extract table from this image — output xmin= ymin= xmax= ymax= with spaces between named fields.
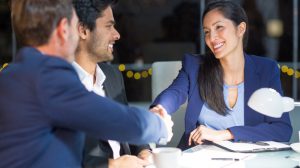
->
xmin=182 ymin=144 xmax=300 ymax=168
xmin=147 ymin=144 xmax=300 ymax=168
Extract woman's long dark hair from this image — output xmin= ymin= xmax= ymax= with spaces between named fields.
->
xmin=198 ymin=0 xmax=249 ymax=115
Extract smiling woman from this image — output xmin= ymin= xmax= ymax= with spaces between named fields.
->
xmin=150 ymin=0 xmax=292 ymax=150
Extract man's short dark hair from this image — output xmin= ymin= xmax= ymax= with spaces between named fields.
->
xmin=11 ymin=0 xmax=73 ymax=46
xmin=73 ymin=0 xmax=117 ymax=31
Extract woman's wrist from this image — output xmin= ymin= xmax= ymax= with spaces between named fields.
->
xmin=224 ymin=129 xmax=234 ymax=140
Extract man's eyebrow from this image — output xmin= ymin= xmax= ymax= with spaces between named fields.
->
xmin=107 ymin=20 xmax=116 ymax=25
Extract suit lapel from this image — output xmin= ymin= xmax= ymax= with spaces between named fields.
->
xmin=244 ymin=54 xmax=261 ymax=125
xmin=120 ymin=143 xmax=131 ymax=155
xmin=98 ymin=141 xmax=114 ymax=158
xmin=100 ymin=64 xmax=113 ymax=99
xmin=98 ymin=63 xmax=132 ymax=156
xmin=102 ymin=79 xmax=112 ymax=98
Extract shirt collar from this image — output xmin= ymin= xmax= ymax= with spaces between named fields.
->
xmin=72 ymin=61 xmax=106 ymax=88
xmin=95 ymin=64 xmax=106 ymax=87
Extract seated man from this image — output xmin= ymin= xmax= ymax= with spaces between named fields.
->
xmin=72 ymin=0 xmax=152 ymax=167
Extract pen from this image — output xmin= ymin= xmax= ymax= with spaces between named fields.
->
xmin=236 ymin=141 xmax=269 ymax=146
xmin=211 ymin=158 xmax=240 ymax=161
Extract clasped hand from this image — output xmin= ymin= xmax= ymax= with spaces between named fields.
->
xmin=149 ymin=104 xmax=174 ymax=142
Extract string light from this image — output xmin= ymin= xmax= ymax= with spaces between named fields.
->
xmin=126 ymin=71 xmax=134 ymax=78
xmin=148 ymin=68 xmax=152 ymax=75
xmin=0 ymin=63 xmax=153 ymax=80
xmin=296 ymin=71 xmax=300 ymax=78
xmin=281 ymin=65 xmax=289 ymax=73
xmin=287 ymin=68 xmax=294 ymax=76
xmin=1 ymin=63 xmax=300 ymax=80
xmin=279 ymin=64 xmax=300 ymax=78
xmin=141 ymin=71 xmax=149 ymax=78
xmin=118 ymin=64 xmax=126 ymax=72
xmin=134 ymin=72 xmax=141 ymax=80
xmin=118 ymin=65 xmax=152 ymax=80
xmin=0 ymin=63 xmax=8 ymax=72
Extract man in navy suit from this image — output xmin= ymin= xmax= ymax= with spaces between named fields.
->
xmin=0 ymin=0 xmax=173 ymax=167
xmin=72 ymin=0 xmax=152 ymax=167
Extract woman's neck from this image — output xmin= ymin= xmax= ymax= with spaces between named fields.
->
xmin=220 ymin=52 xmax=245 ymax=86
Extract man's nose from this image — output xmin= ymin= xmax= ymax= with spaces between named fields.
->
xmin=113 ymin=28 xmax=120 ymax=40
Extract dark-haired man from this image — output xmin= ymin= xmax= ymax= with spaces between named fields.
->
xmin=0 ymin=0 xmax=173 ymax=167
xmin=72 ymin=0 xmax=152 ymax=167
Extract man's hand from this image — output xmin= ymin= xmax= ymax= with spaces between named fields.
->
xmin=137 ymin=149 xmax=153 ymax=164
xmin=188 ymin=125 xmax=234 ymax=145
xmin=108 ymin=155 xmax=149 ymax=168
xmin=150 ymin=104 xmax=173 ymax=143
xmin=150 ymin=104 xmax=167 ymax=116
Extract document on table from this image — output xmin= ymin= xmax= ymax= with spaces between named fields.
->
xmin=213 ymin=141 xmax=291 ymax=153
xmin=180 ymin=148 xmax=254 ymax=168
xmin=146 ymin=145 xmax=255 ymax=168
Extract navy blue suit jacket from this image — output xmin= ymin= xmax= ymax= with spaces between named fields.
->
xmin=0 ymin=47 xmax=167 ymax=168
xmin=152 ymin=54 xmax=292 ymax=149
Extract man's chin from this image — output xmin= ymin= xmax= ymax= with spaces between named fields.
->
xmin=106 ymin=54 xmax=114 ymax=61
xmin=99 ymin=55 xmax=114 ymax=62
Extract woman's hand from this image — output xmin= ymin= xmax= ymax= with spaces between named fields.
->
xmin=150 ymin=104 xmax=174 ymax=142
xmin=188 ymin=125 xmax=234 ymax=145
xmin=150 ymin=104 xmax=168 ymax=116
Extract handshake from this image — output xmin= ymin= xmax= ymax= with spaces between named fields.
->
xmin=150 ymin=104 xmax=174 ymax=145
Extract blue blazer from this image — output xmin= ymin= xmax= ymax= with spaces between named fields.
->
xmin=152 ymin=54 xmax=292 ymax=149
xmin=0 ymin=47 xmax=167 ymax=168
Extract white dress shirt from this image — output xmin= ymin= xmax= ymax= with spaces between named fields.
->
xmin=72 ymin=62 xmax=121 ymax=159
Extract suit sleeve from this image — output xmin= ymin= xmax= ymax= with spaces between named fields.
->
xmin=229 ymin=61 xmax=292 ymax=142
xmin=151 ymin=55 xmax=192 ymax=114
xmin=37 ymin=60 xmax=168 ymax=145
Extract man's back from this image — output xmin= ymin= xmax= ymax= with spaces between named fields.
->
xmin=4 ymin=0 xmax=86 ymax=166
xmin=0 ymin=47 xmax=168 ymax=168
xmin=0 ymin=47 xmax=85 ymax=167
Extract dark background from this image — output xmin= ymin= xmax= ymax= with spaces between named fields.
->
xmin=0 ymin=0 xmax=299 ymax=101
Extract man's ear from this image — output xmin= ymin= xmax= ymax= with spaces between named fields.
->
xmin=237 ymin=22 xmax=246 ymax=37
xmin=56 ymin=18 xmax=69 ymax=45
xmin=78 ymin=23 xmax=89 ymax=40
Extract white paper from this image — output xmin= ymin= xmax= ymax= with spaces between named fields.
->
xmin=214 ymin=141 xmax=290 ymax=152
xmin=179 ymin=149 xmax=254 ymax=168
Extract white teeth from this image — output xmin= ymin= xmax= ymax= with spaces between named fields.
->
xmin=214 ymin=43 xmax=223 ymax=49
xmin=108 ymin=44 xmax=113 ymax=49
